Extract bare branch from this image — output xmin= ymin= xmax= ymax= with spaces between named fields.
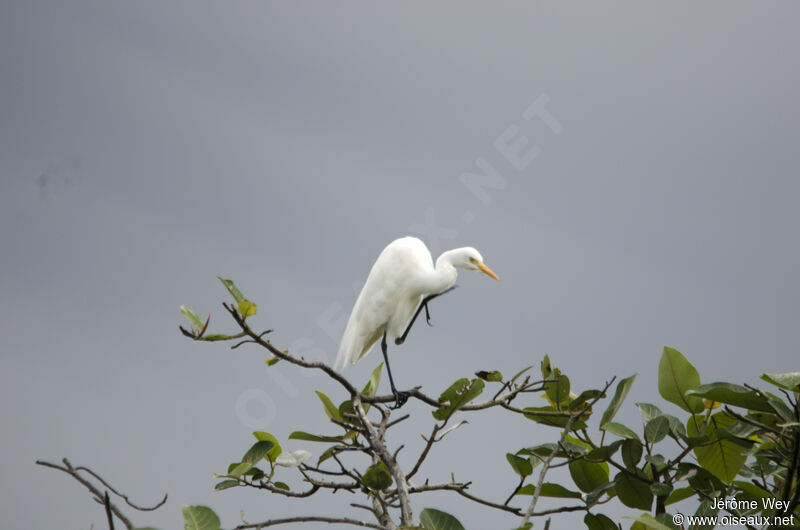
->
xmin=35 ymin=459 xmax=136 ymax=530
xmin=454 ymin=486 xmax=523 ymax=515
xmin=221 ymin=304 xmax=551 ymax=416
xmin=74 ymin=464 xmax=167 ymax=511
xmin=352 ymin=395 xmax=412 ymax=526
xmin=247 ymin=480 xmax=321 ymax=498
xmin=223 ymin=303 xmax=363 ymax=396
xmin=406 ymin=423 xmax=441 ymax=480
xmin=229 ymin=515 xmax=385 ymax=529
xmin=103 ymin=491 xmax=115 ymax=530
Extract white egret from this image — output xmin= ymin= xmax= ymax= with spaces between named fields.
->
xmin=335 ymin=236 xmax=499 ymax=408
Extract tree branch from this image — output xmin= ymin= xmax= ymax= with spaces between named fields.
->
xmin=74 ymin=464 xmax=168 ymax=511
xmin=230 ymin=516 xmax=385 ymax=529
xmin=352 ymin=395 xmax=412 ymax=526
xmin=35 ymin=459 xmax=137 ymax=530
xmin=518 ymin=377 xmax=615 ymax=527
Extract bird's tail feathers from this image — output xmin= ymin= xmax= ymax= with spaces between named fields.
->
xmin=334 ymin=337 xmax=352 ymax=371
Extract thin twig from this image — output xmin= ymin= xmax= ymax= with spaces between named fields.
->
xmin=518 ymin=378 xmax=615 ymax=527
xmin=229 ymin=515 xmax=385 ymax=529
xmin=352 ymin=395 xmax=412 ymax=526
xmin=35 ymin=459 xmax=136 ymax=530
xmin=103 ymin=491 xmax=115 ymax=530
xmin=74 ymin=465 xmax=168 ymax=511
xmin=223 ymin=304 xmax=549 ymax=414
xmin=407 ymin=423 xmax=442 ymax=480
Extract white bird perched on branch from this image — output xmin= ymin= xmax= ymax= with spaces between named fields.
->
xmin=336 ymin=236 xmax=499 ymax=408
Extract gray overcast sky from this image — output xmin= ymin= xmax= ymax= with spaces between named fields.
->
xmin=1 ymin=2 xmax=798 ymax=529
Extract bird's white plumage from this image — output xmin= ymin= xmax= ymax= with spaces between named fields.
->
xmin=335 ymin=236 xmax=497 ymax=370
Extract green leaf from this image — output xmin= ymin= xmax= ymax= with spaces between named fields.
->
xmin=733 ymin=481 xmax=772 ymax=513
xmin=476 ymin=370 xmax=503 ymax=382
xmin=315 ymin=390 xmax=342 ymax=421
xmin=644 ymin=455 xmax=667 ymax=471
xmin=662 ymin=414 xmax=687 ymax=440
xmin=511 ymin=365 xmax=533 ymax=384
xmin=664 ymin=486 xmax=695 ymax=505
xmin=506 ymin=453 xmax=533 ymax=477
xmin=645 ymin=416 xmax=670 ymax=444
xmin=363 ymin=363 xmax=383 ymax=397
xmin=242 ymin=440 xmax=274 ymax=466
xmin=545 ymin=368 xmax=571 ymax=405
xmin=337 ymin=400 xmax=357 ymax=424
xmin=600 ymin=375 xmax=637 ymax=427
xmin=565 ymin=435 xmax=593 ymax=451
xmin=540 ymin=355 xmax=552 ymax=379
xmin=650 ymin=482 xmax=672 ymax=497
xmin=317 ymin=446 xmax=342 ymax=465
xmin=687 ymin=412 xmax=747 ymax=483
xmin=227 ymin=461 xmax=253 ymax=478
xmin=614 ymin=470 xmax=653 ymax=510
xmin=363 ymin=461 xmax=393 ymax=491
xmin=686 ymin=382 xmax=773 ymax=412
xmin=359 ymin=363 xmax=383 ymax=415
xmin=217 ymin=277 xmax=244 ymax=303
xmin=569 ymin=459 xmax=610 ymax=493
xmin=515 ymin=483 xmax=582 ymax=498
xmin=628 ymin=513 xmax=678 ymax=530
xmin=432 ymin=378 xmax=485 ymax=421
xmin=722 ymin=421 xmax=762 ymax=440
xmin=766 ymin=393 xmax=795 ymax=422
xmin=201 ymin=334 xmax=238 ymax=341
xmin=523 ymin=406 xmax=586 ymax=430
xmin=584 ymin=513 xmax=617 ymax=530
xmin=266 ymin=356 xmax=280 ymax=366
xmin=585 ymin=481 xmax=617 ymax=506
xmin=635 ymin=402 xmax=664 ymax=422
xmin=761 ymin=372 xmax=800 ymax=391
xmin=518 ymin=442 xmax=584 ymax=461
xmin=569 ymin=389 xmax=604 ymax=411
xmin=658 ymin=346 xmax=704 ymax=413
xmin=654 ymin=514 xmax=681 ymax=530
xmin=601 ymin=421 xmax=640 ymax=441
xmin=253 ymin=432 xmax=282 ymax=462
xmin=182 ymin=505 xmax=220 ymax=530
xmin=691 ymin=498 xmax=719 ymax=530
xmin=246 ymin=467 xmax=265 ymax=481
xmin=214 ymin=479 xmax=238 ymax=491
xmin=237 ymin=298 xmax=257 ymax=317
xmin=419 ymin=508 xmax=466 ymax=530
xmin=682 ymin=464 xmax=725 ymax=497
xmin=288 ymin=431 xmax=344 ymax=443
xmin=587 ymin=440 xmax=625 ymax=462
xmin=273 ymin=481 xmax=290 ymax=491
xmin=621 ymin=439 xmax=643 ymax=468
xmin=180 ymin=306 xmax=206 ymax=331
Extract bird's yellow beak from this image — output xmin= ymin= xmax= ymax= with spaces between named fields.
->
xmin=477 ymin=261 xmax=499 ymax=281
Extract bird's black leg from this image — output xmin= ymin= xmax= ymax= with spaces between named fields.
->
xmin=381 ymin=332 xmax=409 ymax=409
xmin=395 ymin=285 xmax=457 ymax=346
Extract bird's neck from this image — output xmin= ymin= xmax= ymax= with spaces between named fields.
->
xmin=421 ymin=252 xmax=459 ymax=294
